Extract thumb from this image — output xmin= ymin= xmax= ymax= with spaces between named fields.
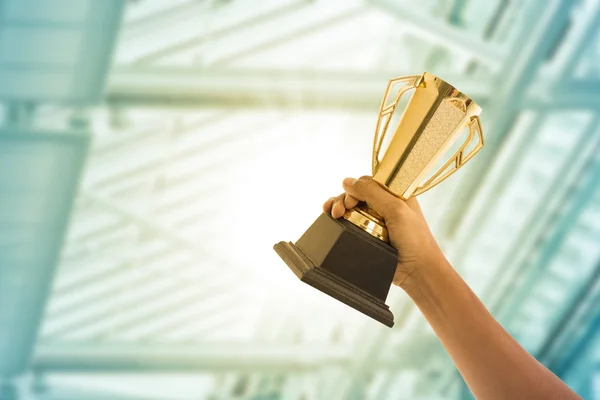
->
xmin=342 ymin=176 xmax=407 ymax=220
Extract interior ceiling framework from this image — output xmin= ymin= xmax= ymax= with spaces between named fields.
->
xmin=27 ymin=0 xmax=600 ymax=398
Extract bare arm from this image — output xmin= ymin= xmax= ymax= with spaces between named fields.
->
xmin=324 ymin=176 xmax=581 ymax=400
xmin=402 ymin=258 xmax=578 ymax=400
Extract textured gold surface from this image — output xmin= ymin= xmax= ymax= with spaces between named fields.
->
xmin=412 ymin=114 xmax=484 ymax=196
xmin=388 ymin=99 xmax=465 ymax=195
xmin=343 ymin=72 xmax=485 ymax=242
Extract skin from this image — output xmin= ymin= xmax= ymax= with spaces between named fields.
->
xmin=322 ymin=176 xmax=582 ymax=400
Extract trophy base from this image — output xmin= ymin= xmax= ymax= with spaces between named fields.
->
xmin=274 ymin=213 xmax=397 ymax=327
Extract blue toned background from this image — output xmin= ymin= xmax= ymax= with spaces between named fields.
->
xmin=0 ymin=0 xmax=599 ymax=399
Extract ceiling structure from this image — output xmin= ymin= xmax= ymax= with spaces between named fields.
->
xmin=0 ymin=0 xmax=599 ymax=399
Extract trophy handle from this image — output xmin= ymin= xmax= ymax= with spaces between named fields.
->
xmin=412 ymin=115 xmax=484 ymax=197
xmin=372 ymin=75 xmax=422 ymax=174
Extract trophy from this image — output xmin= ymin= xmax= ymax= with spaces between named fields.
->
xmin=273 ymin=72 xmax=484 ymax=327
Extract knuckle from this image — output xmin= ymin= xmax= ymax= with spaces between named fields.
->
xmin=344 ymin=196 xmax=356 ymax=208
xmin=353 ymin=178 xmax=370 ymax=191
xmin=383 ymin=200 xmax=406 ymax=220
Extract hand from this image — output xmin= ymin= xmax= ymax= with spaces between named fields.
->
xmin=325 ymin=177 xmax=582 ymax=400
xmin=322 ymin=176 xmax=448 ymax=287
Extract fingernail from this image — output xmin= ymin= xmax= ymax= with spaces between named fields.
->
xmin=343 ymin=177 xmax=356 ymax=186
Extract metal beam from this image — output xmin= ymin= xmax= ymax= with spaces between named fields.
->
xmin=85 ymin=116 xmax=276 ymax=192
xmin=55 ymin=248 xmax=166 ymax=296
xmin=39 ymin=386 xmax=168 ymax=400
xmin=80 ymin=191 xmax=206 ymax=257
xmin=108 ymin=67 xmax=600 ymax=111
xmin=123 ymin=1 xmax=208 ymax=41
xmin=210 ymin=6 xmax=365 ymax=66
xmin=368 ymin=0 xmax=505 ymax=68
xmin=537 ymin=261 xmax=600 ymax=372
xmin=549 ymin=283 xmax=600 ymax=385
xmin=0 ymin=130 xmax=89 ymax=379
xmin=33 ymin=343 xmax=351 ymax=372
xmin=107 ymin=68 xmax=599 ymax=111
xmin=107 ymin=67 xmax=490 ymax=109
xmin=525 ymin=88 xmax=600 ymax=110
xmin=133 ymin=0 xmax=311 ymax=64
xmin=550 ymin=0 xmax=600 ymax=80
xmin=43 ymin=266 xmax=235 ymax=339
xmin=92 ymin=110 xmax=230 ymax=156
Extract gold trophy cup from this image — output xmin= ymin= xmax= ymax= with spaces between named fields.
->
xmin=274 ymin=72 xmax=484 ymax=327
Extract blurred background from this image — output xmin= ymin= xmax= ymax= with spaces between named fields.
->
xmin=0 ymin=0 xmax=599 ymax=399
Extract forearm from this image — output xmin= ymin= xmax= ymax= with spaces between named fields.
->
xmin=401 ymin=259 xmax=581 ymax=400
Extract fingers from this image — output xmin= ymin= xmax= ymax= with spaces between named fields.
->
xmin=323 ymin=193 xmax=347 ymax=219
xmin=344 ymin=194 xmax=359 ymax=209
xmin=322 ymin=197 xmax=334 ymax=214
xmin=331 ymin=193 xmax=347 ymax=219
xmin=323 ymin=176 xmax=413 ymax=221
xmin=342 ymin=176 xmax=409 ymax=220
xmin=322 ymin=193 xmax=359 ymax=219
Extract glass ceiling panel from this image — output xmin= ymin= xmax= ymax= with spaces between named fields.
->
xmin=510 ymin=184 xmax=600 ymax=354
xmin=456 ymin=111 xmax=592 ymax=292
xmin=113 ymin=0 xmax=517 ymax=80
xmin=42 ymin=109 xmax=382 ymax=348
xmin=21 ymin=0 xmax=600 ymax=398
xmin=0 ymin=0 xmax=123 ymax=102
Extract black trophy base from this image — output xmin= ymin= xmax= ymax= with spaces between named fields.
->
xmin=274 ymin=213 xmax=398 ymax=327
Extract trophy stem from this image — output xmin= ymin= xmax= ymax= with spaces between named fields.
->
xmin=343 ymin=203 xmax=388 ymax=242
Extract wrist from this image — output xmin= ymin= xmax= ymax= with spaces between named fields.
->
xmin=398 ymin=256 xmax=454 ymax=299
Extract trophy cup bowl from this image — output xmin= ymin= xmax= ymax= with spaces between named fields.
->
xmin=274 ymin=72 xmax=484 ymax=327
